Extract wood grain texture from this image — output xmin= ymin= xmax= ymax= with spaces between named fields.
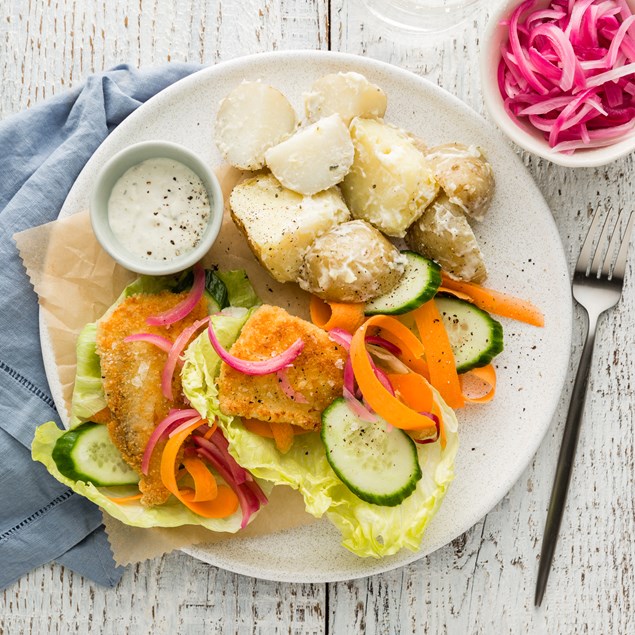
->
xmin=1 ymin=555 xmax=325 ymax=634
xmin=0 ymin=1 xmax=328 ymax=634
xmin=1 ymin=0 xmax=634 ymax=633
xmin=0 ymin=0 xmax=328 ymax=114
xmin=331 ymin=1 xmax=635 ymax=633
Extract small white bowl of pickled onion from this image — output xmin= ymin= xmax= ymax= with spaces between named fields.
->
xmin=480 ymin=0 xmax=635 ymax=167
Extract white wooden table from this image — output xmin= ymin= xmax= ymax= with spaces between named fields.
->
xmin=2 ymin=0 xmax=634 ymax=632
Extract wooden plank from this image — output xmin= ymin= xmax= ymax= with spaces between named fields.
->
xmin=329 ymin=1 xmax=635 ymax=633
xmin=0 ymin=0 xmax=328 ymax=115
xmin=0 ymin=1 xmax=328 ymax=634
xmin=2 ymin=555 xmax=326 ymax=634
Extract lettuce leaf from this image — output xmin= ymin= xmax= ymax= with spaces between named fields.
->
xmin=218 ymin=394 xmax=458 ymax=558
xmin=34 ymin=271 xmax=263 ymax=530
xmin=216 ymin=270 xmax=261 ymax=309
xmin=32 ymin=421 xmax=248 ymax=530
xmin=121 ymin=273 xmax=185 ymax=298
xmin=181 ymin=308 xmax=252 ymax=425
xmin=69 ymin=322 xmax=108 ymax=428
xmin=68 ymin=273 xmax=182 ymax=428
xmin=172 ymin=267 xmax=260 ymax=312
xmin=181 ymin=327 xmax=460 ymax=558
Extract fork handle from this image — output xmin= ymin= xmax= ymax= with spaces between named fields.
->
xmin=535 ymin=310 xmax=598 ymax=606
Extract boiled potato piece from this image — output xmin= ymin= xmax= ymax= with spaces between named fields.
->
xmin=408 ymin=134 xmax=428 ymax=155
xmin=298 ymin=220 xmax=406 ymax=303
xmin=215 ymin=82 xmax=297 ymax=170
xmin=229 ymin=173 xmax=350 ymax=283
xmin=405 ymin=194 xmax=487 ymax=283
xmin=341 ymin=118 xmax=439 ymax=238
xmin=304 ymin=72 xmax=387 ymax=126
xmin=264 ymin=114 xmax=354 ymax=195
xmin=426 ymin=143 xmax=495 ymax=221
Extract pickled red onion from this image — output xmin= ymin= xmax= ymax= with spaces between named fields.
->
xmin=498 ymin=0 xmax=635 ymax=151
xmin=276 ymin=368 xmax=309 ymax=404
xmin=328 ymin=328 xmax=402 ymax=356
xmin=208 ymin=320 xmax=304 ymax=375
xmin=373 ymin=365 xmax=395 ymax=397
xmin=161 ymin=317 xmax=210 ymax=400
xmin=413 ymin=412 xmax=441 ymax=445
xmin=364 ymin=335 xmax=402 ymax=356
xmin=168 ymin=415 xmax=205 ymax=438
xmin=123 ymin=333 xmax=173 ymax=353
xmin=343 ymin=356 xmax=356 ymax=395
xmin=194 ymin=434 xmax=267 ymax=528
xmin=146 ymin=262 xmax=205 ymax=326
xmin=141 ymin=408 xmax=200 ymax=475
xmin=335 ymin=328 xmax=402 ymax=415
xmin=343 ymin=386 xmax=377 ymax=422
xmin=366 ymin=344 xmax=412 ymax=375
xmin=328 ymin=328 xmax=352 ymax=349
xmin=203 ymin=430 xmax=252 ymax=484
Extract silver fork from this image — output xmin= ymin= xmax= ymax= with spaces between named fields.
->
xmin=535 ymin=206 xmax=635 ymax=607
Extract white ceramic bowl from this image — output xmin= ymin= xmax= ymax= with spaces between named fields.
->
xmin=90 ymin=140 xmax=224 ymax=275
xmin=480 ymin=0 xmax=635 ymax=167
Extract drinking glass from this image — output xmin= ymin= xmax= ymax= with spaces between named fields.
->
xmin=361 ymin=0 xmax=482 ymax=33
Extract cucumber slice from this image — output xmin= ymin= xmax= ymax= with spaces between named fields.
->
xmin=434 ymin=294 xmax=504 ymax=373
xmin=321 ymin=398 xmax=422 ymax=507
xmin=365 ymin=251 xmax=441 ymax=315
xmin=52 ymin=422 xmax=139 ymax=486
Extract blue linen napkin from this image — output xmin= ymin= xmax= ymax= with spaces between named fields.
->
xmin=0 ymin=62 xmax=201 ymax=590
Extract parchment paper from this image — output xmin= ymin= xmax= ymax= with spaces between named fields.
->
xmin=15 ymin=166 xmax=317 ymax=566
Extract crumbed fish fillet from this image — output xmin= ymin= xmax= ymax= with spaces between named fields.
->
xmin=217 ymin=305 xmax=346 ymax=430
xmin=96 ymin=291 xmax=208 ymax=507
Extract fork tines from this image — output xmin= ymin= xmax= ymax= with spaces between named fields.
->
xmin=577 ymin=207 xmax=635 ymax=282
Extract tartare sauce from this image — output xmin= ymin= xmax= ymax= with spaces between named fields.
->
xmin=108 ymin=158 xmax=210 ymax=262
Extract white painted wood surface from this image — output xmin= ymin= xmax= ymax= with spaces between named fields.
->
xmin=1 ymin=0 xmax=634 ymax=632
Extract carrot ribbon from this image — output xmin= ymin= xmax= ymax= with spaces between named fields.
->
xmin=269 ymin=422 xmax=295 ymax=454
xmin=242 ymin=418 xmax=310 ymax=453
xmin=387 ymin=372 xmax=447 ymax=448
xmin=181 ymin=457 xmax=218 ymax=502
xmin=350 ymin=315 xmax=437 ymax=434
xmin=309 ymin=296 xmax=366 ymax=333
xmin=160 ymin=419 xmax=238 ymax=518
xmin=440 ymin=273 xmax=544 ymax=327
xmin=411 ymin=300 xmax=465 ymax=410
xmin=461 ymin=364 xmax=497 ymax=404
xmin=106 ymin=492 xmax=143 ymax=505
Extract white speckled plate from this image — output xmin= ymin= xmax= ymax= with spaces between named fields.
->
xmin=44 ymin=51 xmax=572 ymax=583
